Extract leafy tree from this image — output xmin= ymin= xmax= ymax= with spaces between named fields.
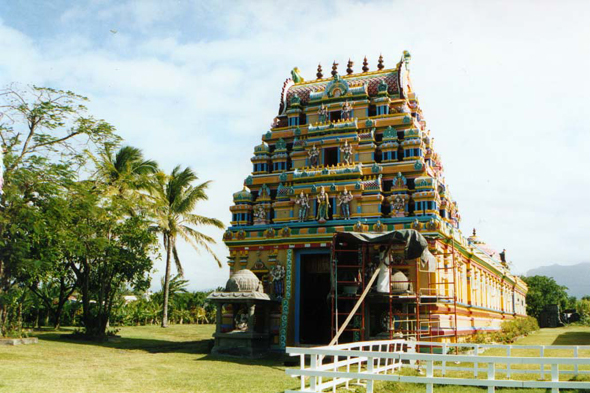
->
xmin=0 ymin=85 xmax=117 ymax=336
xmin=150 ymin=166 xmax=223 ymax=327
xmin=522 ymin=275 xmax=569 ymax=319
xmin=64 ymin=181 xmax=157 ymax=337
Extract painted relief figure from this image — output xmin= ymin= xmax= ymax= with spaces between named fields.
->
xmin=308 ymin=144 xmax=320 ymax=167
xmin=339 ymin=140 xmax=353 ymax=165
xmin=318 ymin=103 xmax=328 ymax=123
xmin=295 ymin=191 xmax=310 ymax=222
xmin=341 ymin=100 xmax=352 ymax=120
xmin=316 ymin=186 xmax=330 ymax=222
xmin=390 ymin=194 xmax=406 ymax=217
xmin=338 ymin=187 xmax=353 ymax=220
xmin=270 ymin=264 xmax=286 ymax=299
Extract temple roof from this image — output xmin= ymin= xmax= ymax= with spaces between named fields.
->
xmin=278 ymin=53 xmax=411 ymax=115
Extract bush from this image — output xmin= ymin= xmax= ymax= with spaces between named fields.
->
xmin=492 ymin=316 xmax=539 ymax=344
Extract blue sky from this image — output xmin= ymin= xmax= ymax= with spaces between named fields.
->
xmin=1 ymin=0 xmax=590 ymax=290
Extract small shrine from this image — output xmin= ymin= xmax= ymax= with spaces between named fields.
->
xmin=207 ymin=270 xmax=275 ymax=357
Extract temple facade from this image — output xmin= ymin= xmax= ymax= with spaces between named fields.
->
xmin=222 ymin=52 xmax=527 ymax=349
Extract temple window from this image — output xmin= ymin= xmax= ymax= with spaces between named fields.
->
xmin=330 ymin=111 xmax=342 ymax=122
xmin=375 ymin=150 xmax=382 ymax=163
xmin=368 ymin=104 xmax=376 ymax=117
xmin=299 ymin=113 xmax=307 ymax=125
xmin=288 ymin=117 xmax=300 ymax=126
xmin=323 ymin=147 xmax=339 ymax=166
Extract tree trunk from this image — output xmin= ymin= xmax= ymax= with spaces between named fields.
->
xmin=161 ymin=235 xmax=172 ymax=328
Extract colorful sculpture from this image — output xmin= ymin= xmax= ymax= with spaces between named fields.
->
xmin=308 ymin=144 xmax=320 ymax=167
xmin=253 ymin=204 xmax=267 ymax=225
xmin=339 ymin=140 xmax=354 ymax=165
xmin=316 ymin=186 xmax=330 ymax=222
xmin=295 ymin=191 xmax=310 ymax=222
xmin=341 ymin=100 xmax=352 ymax=120
xmin=390 ymin=194 xmax=406 ymax=217
xmin=338 ymin=187 xmax=353 ymax=220
xmin=318 ymin=104 xmax=328 ymax=123
xmin=270 ymin=264 xmax=286 ymax=299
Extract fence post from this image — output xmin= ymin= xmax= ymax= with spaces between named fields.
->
xmin=551 ymin=363 xmax=559 ymax=393
xmin=574 ymin=346 xmax=579 ymax=375
xmin=487 ymin=362 xmax=495 ymax=393
xmin=318 ymin=354 xmax=323 ymax=387
xmin=506 ymin=346 xmax=512 ymax=379
xmin=540 ymin=346 xmax=545 ymax=379
xmin=300 ymin=355 xmax=306 ymax=391
xmin=309 ymin=354 xmax=318 ymax=392
xmin=474 ymin=344 xmax=480 ymax=377
xmin=367 ymin=356 xmax=374 ymax=393
xmin=442 ymin=343 xmax=447 ymax=376
xmin=426 ymin=359 xmax=434 ymax=393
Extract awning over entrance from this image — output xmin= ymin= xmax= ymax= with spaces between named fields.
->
xmin=333 ymin=229 xmax=437 ymax=272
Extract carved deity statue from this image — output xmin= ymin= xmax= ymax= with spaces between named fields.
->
xmin=316 ymin=186 xmax=331 ymax=222
xmin=253 ymin=204 xmax=267 ymax=225
xmin=390 ymin=194 xmax=406 ymax=217
xmin=337 ymin=187 xmax=353 ymax=220
xmin=318 ymin=103 xmax=328 ymax=123
xmin=339 ymin=140 xmax=354 ymax=165
xmin=308 ymin=144 xmax=320 ymax=167
xmin=341 ymin=100 xmax=353 ymax=120
xmin=270 ymin=264 xmax=286 ymax=299
xmin=295 ymin=191 xmax=310 ymax=222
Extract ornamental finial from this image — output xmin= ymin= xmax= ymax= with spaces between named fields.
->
xmin=316 ymin=64 xmax=323 ymax=79
xmin=331 ymin=61 xmax=339 ymax=77
xmin=362 ymin=56 xmax=369 ymax=72
xmin=378 ymin=54 xmax=384 ymax=70
xmin=346 ymin=59 xmax=354 ymax=75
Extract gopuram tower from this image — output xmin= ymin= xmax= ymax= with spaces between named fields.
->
xmin=221 ymin=52 xmax=527 ymax=351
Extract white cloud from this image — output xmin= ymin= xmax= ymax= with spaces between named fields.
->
xmin=1 ymin=0 xmax=590 ymax=289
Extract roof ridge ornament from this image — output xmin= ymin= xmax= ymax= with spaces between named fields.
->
xmin=378 ymin=54 xmax=384 ymax=70
xmin=331 ymin=61 xmax=339 ymax=77
xmin=316 ymin=63 xmax=323 ymax=79
xmin=346 ymin=59 xmax=354 ymax=75
xmin=362 ymin=56 xmax=369 ymax=72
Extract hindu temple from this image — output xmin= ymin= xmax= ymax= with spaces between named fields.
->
xmin=221 ymin=52 xmax=528 ymax=351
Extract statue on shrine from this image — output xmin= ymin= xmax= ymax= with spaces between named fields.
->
xmin=339 ymin=140 xmax=354 ymax=165
xmin=295 ymin=191 xmax=310 ymax=222
xmin=318 ymin=103 xmax=328 ymax=123
xmin=253 ymin=204 xmax=267 ymax=225
xmin=341 ymin=100 xmax=353 ymax=120
xmin=316 ymin=186 xmax=330 ymax=223
xmin=308 ymin=144 xmax=320 ymax=167
xmin=337 ymin=187 xmax=353 ymax=220
xmin=270 ymin=264 xmax=286 ymax=299
xmin=390 ymin=194 xmax=406 ymax=217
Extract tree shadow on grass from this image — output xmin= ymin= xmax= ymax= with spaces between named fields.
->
xmin=552 ymin=330 xmax=590 ymax=345
xmin=195 ymin=352 xmax=287 ymax=371
xmin=36 ymin=331 xmax=213 ymax=355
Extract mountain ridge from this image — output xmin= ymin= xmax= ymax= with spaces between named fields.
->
xmin=526 ymin=262 xmax=590 ymax=298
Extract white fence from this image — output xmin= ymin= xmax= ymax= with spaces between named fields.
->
xmin=285 ymin=340 xmax=590 ymax=393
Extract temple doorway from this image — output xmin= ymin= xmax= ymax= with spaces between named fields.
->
xmin=299 ymin=253 xmax=331 ymax=345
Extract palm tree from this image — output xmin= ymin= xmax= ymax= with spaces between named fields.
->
xmin=151 ymin=166 xmax=224 ymax=327
xmin=94 ymin=145 xmax=158 ymax=196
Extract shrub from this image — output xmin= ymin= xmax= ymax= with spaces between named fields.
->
xmin=493 ymin=316 xmax=539 ymax=344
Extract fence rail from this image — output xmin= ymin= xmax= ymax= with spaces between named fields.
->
xmin=285 ymin=340 xmax=590 ymax=393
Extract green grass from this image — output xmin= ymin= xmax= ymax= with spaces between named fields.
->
xmin=2 ymin=325 xmax=590 ymax=393
xmin=0 ymin=325 xmax=297 ymax=393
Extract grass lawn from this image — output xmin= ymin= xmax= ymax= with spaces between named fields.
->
xmin=0 ymin=324 xmax=298 ymax=393
xmin=1 ymin=325 xmax=590 ymax=393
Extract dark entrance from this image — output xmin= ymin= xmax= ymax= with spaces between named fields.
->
xmin=299 ymin=253 xmax=331 ymax=345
